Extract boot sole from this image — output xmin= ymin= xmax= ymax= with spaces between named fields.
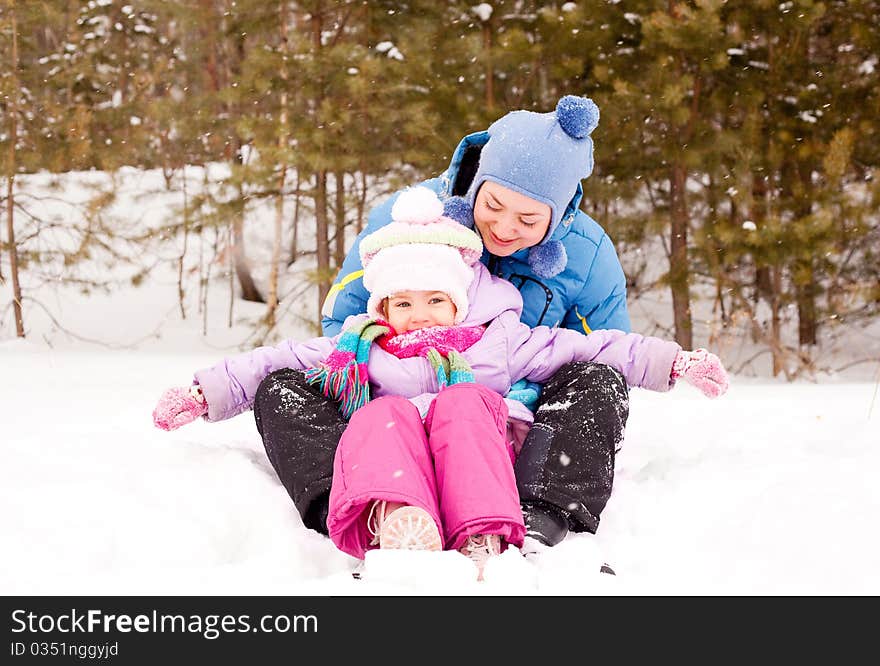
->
xmin=378 ymin=506 xmax=442 ymax=551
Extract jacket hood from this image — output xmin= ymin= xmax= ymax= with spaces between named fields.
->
xmin=460 ymin=262 xmax=523 ymax=326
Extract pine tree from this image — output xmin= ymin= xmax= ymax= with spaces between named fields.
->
xmin=581 ymin=0 xmax=737 ymax=349
xmin=232 ymin=1 xmax=447 ymax=322
xmin=1 ymin=0 xmax=24 ymax=335
xmin=31 ymin=0 xmax=179 ymax=170
xmin=707 ymin=0 xmax=877 ymax=375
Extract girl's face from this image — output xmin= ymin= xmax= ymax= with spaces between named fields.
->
xmin=473 ymin=181 xmax=552 ymax=256
xmin=384 ymin=290 xmax=457 ymax=332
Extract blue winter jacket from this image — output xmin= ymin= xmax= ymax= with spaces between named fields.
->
xmin=321 ymin=130 xmax=631 ymax=337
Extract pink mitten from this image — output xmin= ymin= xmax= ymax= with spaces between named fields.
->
xmin=152 ymin=385 xmax=208 ymax=431
xmin=671 ymin=348 xmax=729 ymax=398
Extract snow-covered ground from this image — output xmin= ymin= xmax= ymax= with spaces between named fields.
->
xmin=2 ymin=332 xmax=878 ymax=595
xmin=2 ymin=168 xmax=879 ymax=595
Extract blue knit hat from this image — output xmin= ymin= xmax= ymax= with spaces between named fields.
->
xmin=466 ymin=95 xmax=600 ymax=278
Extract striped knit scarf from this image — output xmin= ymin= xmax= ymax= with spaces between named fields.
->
xmin=304 ymin=318 xmax=474 ymax=419
xmin=425 ymin=348 xmax=473 ymax=388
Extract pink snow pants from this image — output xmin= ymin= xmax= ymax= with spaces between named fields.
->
xmin=327 ymin=383 xmax=526 ymax=559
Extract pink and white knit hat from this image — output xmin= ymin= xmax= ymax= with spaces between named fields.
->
xmin=360 ymin=186 xmax=483 ymax=324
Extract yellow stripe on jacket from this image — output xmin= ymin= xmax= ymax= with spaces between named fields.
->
xmin=321 ymin=269 xmax=364 ymax=319
xmin=574 ymin=306 xmax=592 ymax=334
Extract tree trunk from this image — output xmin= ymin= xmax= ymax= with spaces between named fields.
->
xmin=669 ymin=162 xmax=692 ymax=350
xmin=356 ymin=170 xmax=367 ymax=235
xmin=232 ymin=202 xmax=264 ymax=303
xmin=796 ymin=266 xmax=818 ymax=346
xmin=266 ymin=181 xmax=284 ymax=329
xmin=202 ymin=223 xmax=218 ymax=337
xmin=230 ymin=12 xmax=261 ymax=302
xmin=770 ymin=266 xmax=784 ymax=377
xmin=289 ymin=170 xmax=300 ymax=265
xmin=795 ymin=168 xmax=818 ymax=346
xmin=227 ymin=223 xmax=234 ymax=328
xmin=755 ymin=265 xmax=784 ymax=377
xmin=333 ymin=170 xmax=346 ymax=269
xmin=177 ymin=171 xmax=189 ymax=319
xmin=311 ymin=5 xmax=331 ymax=319
xmin=315 ymin=171 xmax=331 ymax=318
xmin=266 ymin=0 xmax=290 ymax=330
xmin=750 ymin=103 xmax=784 ymax=375
xmin=5 ymin=0 xmax=25 ymax=337
xmin=200 ymin=0 xmax=221 ymax=96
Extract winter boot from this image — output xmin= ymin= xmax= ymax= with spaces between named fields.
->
xmin=522 ymin=501 xmax=570 ymax=547
xmin=459 ymin=534 xmax=502 ymax=581
xmin=367 ymin=501 xmax=442 ymax=552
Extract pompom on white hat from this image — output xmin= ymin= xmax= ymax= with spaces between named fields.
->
xmin=359 ymin=186 xmax=483 ymax=324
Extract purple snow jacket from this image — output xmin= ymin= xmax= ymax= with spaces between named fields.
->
xmin=194 ymin=263 xmax=681 ymax=427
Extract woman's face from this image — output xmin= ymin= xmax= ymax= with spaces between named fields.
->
xmin=384 ymin=290 xmax=457 ymax=332
xmin=473 ymin=181 xmax=552 ymax=256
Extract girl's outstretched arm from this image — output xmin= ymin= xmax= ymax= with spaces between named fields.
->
xmin=152 ymin=332 xmax=340 ymax=431
xmin=500 ymin=312 xmax=728 ymax=397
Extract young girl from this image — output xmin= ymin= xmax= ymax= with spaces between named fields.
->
xmin=152 ymin=187 xmax=729 ymax=580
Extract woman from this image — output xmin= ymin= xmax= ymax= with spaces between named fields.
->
xmin=255 ymin=95 xmax=637 ymax=553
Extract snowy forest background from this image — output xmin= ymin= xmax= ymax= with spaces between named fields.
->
xmin=1 ymin=2 xmax=879 ymax=595
xmin=1 ymin=0 xmax=878 ymax=377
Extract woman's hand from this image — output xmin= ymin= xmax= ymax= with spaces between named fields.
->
xmin=671 ymin=349 xmax=729 ymax=398
xmin=152 ymin=385 xmax=208 ymax=431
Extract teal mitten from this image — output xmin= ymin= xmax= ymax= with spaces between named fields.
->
xmin=505 ymin=378 xmax=542 ymax=412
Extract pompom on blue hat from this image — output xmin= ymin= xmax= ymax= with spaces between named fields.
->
xmin=443 ymin=196 xmax=474 ymax=229
xmin=467 ymin=95 xmax=599 ymax=278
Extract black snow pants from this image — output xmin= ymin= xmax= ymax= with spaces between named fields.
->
xmin=252 ymin=361 xmax=629 ymax=536
xmin=253 ymin=369 xmax=347 ymax=535
xmin=514 ymin=362 xmax=629 ymax=533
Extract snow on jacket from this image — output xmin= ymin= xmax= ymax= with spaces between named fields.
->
xmin=195 ymin=263 xmax=678 ymax=426
xmin=320 ymin=129 xmax=631 ymax=337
